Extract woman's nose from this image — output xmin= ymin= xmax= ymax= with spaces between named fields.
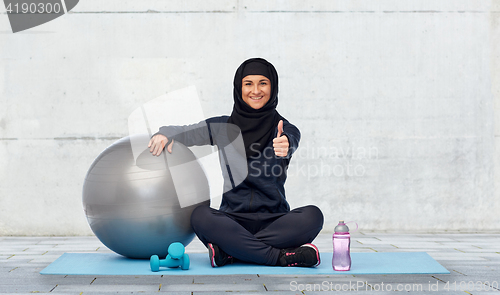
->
xmin=252 ymin=84 xmax=260 ymax=94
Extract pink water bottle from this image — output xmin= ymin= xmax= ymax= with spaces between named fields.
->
xmin=332 ymin=220 xmax=351 ymax=271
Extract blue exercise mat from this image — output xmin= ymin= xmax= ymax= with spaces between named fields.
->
xmin=40 ymin=252 xmax=449 ymax=275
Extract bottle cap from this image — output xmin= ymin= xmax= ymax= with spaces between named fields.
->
xmin=334 ymin=220 xmax=349 ymax=233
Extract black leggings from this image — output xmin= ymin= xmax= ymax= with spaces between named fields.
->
xmin=190 ymin=205 xmax=324 ymax=266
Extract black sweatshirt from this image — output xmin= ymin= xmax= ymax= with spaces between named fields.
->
xmin=154 ymin=115 xmax=301 ymax=214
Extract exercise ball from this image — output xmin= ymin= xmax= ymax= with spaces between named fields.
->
xmin=82 ymin=134 xmax=210 ymax=259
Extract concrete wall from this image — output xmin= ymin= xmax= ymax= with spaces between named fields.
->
xmin=1 ymin=0 xmax=499 ymax=235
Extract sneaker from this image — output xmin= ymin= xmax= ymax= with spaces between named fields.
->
xmin=278 ymin=243 xmax=320 ymax=267
xmin=208 ymin=243 xmax=234 ymax=267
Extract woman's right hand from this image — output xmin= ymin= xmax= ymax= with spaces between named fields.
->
xmin=148 ymin=134 xmax=174 ymax=156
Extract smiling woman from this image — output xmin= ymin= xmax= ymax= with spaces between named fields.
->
xmin=148 ymin=58 xmax=324 ymax=269
xmin=241 ymin=76 xmax=271 ymax=109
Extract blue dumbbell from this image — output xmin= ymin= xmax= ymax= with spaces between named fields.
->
xmin=150 ymin=242 xmax=190 ymax=271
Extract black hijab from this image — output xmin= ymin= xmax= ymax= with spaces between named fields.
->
xmin=228 ymin=58 xmax=283 ymax=158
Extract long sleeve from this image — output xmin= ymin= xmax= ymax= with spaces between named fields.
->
xmin=154 ymin=120 xmax=210 ymax=147
xmin=281 ymin=119 xmax=301 ymax=158
xmin=152 ymin=116 xmax=234 ymax=148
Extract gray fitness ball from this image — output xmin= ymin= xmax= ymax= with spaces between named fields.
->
xmin=82 ymin=134 xmax=210 ymax=259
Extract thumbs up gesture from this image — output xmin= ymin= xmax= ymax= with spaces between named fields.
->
xmin=273 ymin=120 xmax=289 ymax=157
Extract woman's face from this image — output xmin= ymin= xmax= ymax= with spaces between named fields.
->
xmin=241 ymin=75 xmax=271 ymax=109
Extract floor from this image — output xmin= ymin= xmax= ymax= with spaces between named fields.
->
xmin=1 ymin=232 xmax=499 ymax=294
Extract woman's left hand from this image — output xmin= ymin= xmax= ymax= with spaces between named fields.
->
xmin=273 ymin=120 xmax=289 ymax=157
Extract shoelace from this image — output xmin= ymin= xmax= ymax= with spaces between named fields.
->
xmin=285 ymin=252 xmax=300 ymax=266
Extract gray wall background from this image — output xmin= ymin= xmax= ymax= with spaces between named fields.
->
xmin=1 ymin=0 xmax=499 ymax=235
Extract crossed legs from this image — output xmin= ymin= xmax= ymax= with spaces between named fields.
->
xmin=190 ymin=205 xmax=324 ymax=266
